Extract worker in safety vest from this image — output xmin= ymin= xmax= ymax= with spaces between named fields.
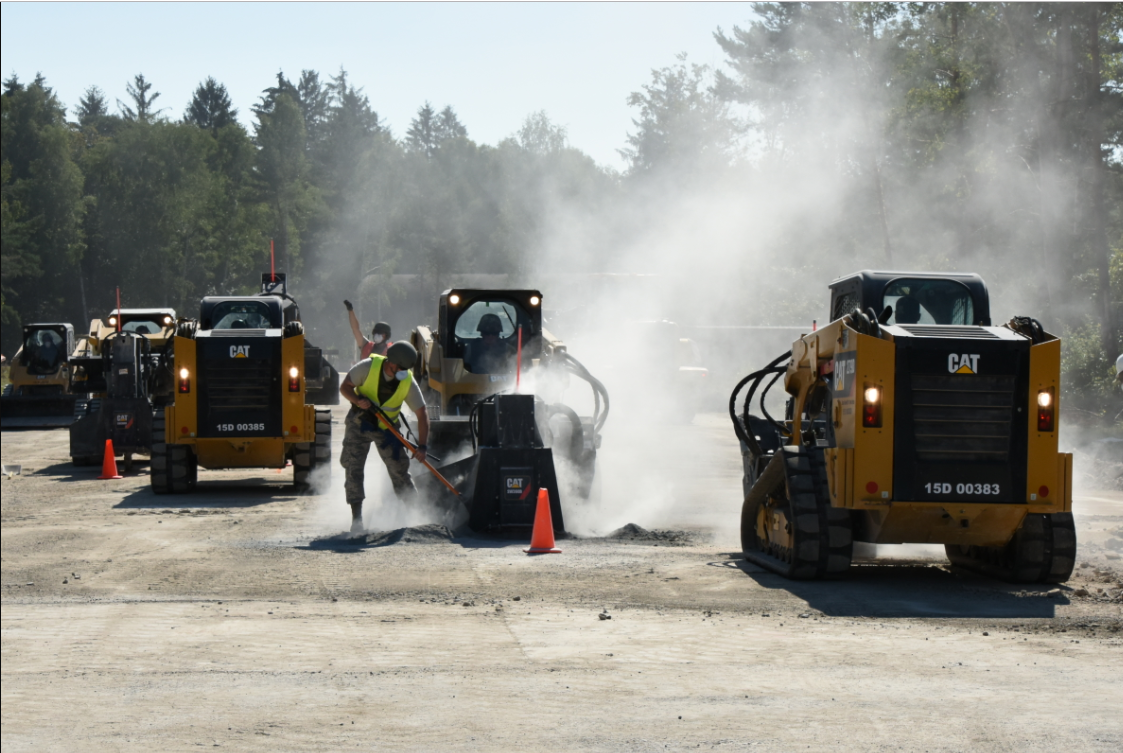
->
xmin=344 ymin=299 xmax=391 ymax=359
xmin=339 ymin=342 xmax=429 ymax=533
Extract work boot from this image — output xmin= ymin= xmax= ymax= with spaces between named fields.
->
xmin=349 ymin=502 xmax=363 ymax=534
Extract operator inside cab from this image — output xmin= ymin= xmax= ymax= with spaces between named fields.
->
xmin=25 ymin=329 xmax=64 ymax=373
xmin=209 ymin=301 xmax=276 ymax=330
xmin=465 ymin=313 xmax=514 ymax=374
xmin=884 ymin=278 xmax=975 ymax=326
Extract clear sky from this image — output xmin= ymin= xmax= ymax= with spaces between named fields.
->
xmin=1 ymin=1 xmax=758 ymax=169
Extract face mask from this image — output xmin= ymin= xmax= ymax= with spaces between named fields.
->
xmin=372 ymin=334 xmax=385 ymax=344
xmin=395 ymin=370 xmax=408 ymax=381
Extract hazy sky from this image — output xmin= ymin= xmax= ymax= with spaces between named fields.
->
xmin=1 ymin=1 xmax=757 ymax=169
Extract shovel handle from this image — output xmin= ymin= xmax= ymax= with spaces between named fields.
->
xmin=366 ymin=405 xmax=461 ymax=498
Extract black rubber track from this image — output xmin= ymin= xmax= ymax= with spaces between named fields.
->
xmin=944 ymin=512 xmax=1076 ymax=584
xmin=741 ymin=446 xmax=853 ymax=580
xmin=294 ymin=408 xmax=332 ymax=491
xmin=150 ymin=410 xmax=169 ymax=494
xmin=152 ymin=407 xmax=197 ymax=495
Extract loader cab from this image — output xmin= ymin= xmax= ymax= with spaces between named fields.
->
xmin=198 ymin=298 xmax=284 ymax=331
xmin=439 ymin=290 xmax=543 ymax=374
xmin=19 ymin=323 xmax=74 ymax=375
xmin=105 ymin=309 xmax=176 ymax=337
xmin=828 ymin=270 xmax=991 ymax=327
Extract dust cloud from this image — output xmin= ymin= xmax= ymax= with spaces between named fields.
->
xmin=301 ymin=12 xmax=1117 ymax=539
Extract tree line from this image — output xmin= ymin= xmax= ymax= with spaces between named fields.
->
xmin=2 ymin=3 xmax=1120 ymax=405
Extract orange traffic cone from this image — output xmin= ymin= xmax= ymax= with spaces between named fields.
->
xmin=524 ymin=488 xmax=561 ymax=554
xmin=97 ymin=439 xmax=123 ymax=480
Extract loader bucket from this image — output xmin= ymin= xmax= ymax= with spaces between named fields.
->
xmin=0 ymin=394 xmax=80 ymax=429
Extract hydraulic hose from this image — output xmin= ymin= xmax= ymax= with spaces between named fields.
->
xmin=728 ymin=350 xmax=791 ymax=453
xmin=561 ymin=351 xmax=610 ymax=436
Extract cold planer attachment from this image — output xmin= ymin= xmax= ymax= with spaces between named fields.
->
xmin=432 ymin=394 xmax=564 ymax=534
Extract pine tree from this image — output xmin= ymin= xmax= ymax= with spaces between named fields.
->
xmin=185 ymin=77 xmax=237 ymax=132
xmin=118 ymin=74 xmax=165 ymax=123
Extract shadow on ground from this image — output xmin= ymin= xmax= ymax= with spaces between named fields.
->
xmin=297 ymin=521 xmax=694 ymax=554
xmin=114 ymin=480 xmax=301 ymax=510
xmin=29 ymin=461 xmax=130 ymax=483
xmin=712 ymin=553 xmax=1067 ymax=619
xmin=297 ymin=524 xmax=572 ymax=553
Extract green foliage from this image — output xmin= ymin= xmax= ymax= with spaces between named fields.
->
xmin=1 ymin=75 xmax=85 ymax=350
xmin=252 ymin=90 xmax=321 ymax=277
xmin=621 ymin=54 xmax=741 ymax=180
xmin=185 ymin=78 xmax=237 ymax=133
xmin=118 ymin=74 xmax=164 ymax=123
xmin=1061 ymin=319 xmax=1120 ymax=413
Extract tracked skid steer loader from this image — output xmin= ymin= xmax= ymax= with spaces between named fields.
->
xmin=68 ymin=310 xmax=177 ymax=467
xmin=730 ymin=270 xmax=1075 ymax=583
xmin=153 ymin=273 xmax=339 ymax=493
xmin=1 ymin=323 xmax=79 ymax=428
xmin=409 ymin=288 xmax=608 ymax=533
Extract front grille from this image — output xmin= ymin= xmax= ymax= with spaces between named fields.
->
xmin=899 ymin=325 xmax=999 ymax=339
xmin=211 ymin=329 xmax=267 ymax=337
xmin=909 ymin=374 xmax=1015 ymax=462
xmin=203 ymin=362 xmax=274 ymax=412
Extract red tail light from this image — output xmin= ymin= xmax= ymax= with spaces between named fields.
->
xmin=178 ymin=367 xmax=190 ymax=394
xmin=288 ymin=366 xmax=300 ymax=392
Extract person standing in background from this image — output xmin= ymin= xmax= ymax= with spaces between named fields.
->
xmin=344 ymin=300 xmax=391 ymax=359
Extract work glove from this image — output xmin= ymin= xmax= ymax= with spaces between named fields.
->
xmin=344 ymin=299 xmax=353 ymax=311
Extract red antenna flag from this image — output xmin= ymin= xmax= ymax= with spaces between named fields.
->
xmin=516 ymin=325 xmax=523 ymax=392
xmin=270 ymin=239 xmax=276 ymax=282
xmin=115 ymin=287 xmax=122 ymax=332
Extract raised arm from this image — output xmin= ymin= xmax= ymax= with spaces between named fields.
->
xmin=344 ymin=300 xmax=365 ymax=349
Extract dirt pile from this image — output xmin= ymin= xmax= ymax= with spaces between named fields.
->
xmin=357 ymin=524 xmax=458 ymax=546
xmin=603 ymin=523 xmax=697 ymax=546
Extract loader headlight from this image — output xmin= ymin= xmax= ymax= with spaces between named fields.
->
xmin=1036 ymin=388 xmax=1055 ymax=432
xmin=862 ymin=384 xmax=882 ymax=428
xmin=108 ymin=316 xmax=117 ymax=326
xmin=449 ymin=294 xmax=461 ymax=306
xmin=163 ymin=315 xmax=173 ymax=325
xmin=178 ymin=367 xmax=191 ymax=394
xmin=289 ymin=366 xmax=301 ymax=392
xmin=529 ymin=295 xmax=540 ymax=306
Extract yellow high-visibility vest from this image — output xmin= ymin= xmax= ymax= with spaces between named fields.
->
xmin=356 ymin=354 xmax=412 ymax=428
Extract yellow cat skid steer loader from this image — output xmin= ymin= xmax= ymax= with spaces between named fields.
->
xmin=730 ymin=270 xmax=1074 ymax=583
xmin=153 ymin=273 xmax=338 ymax=493
xmin=410 ymin=288 xmax=609 ymax=532
xmin=1 ymin=323 xmax=78 ymax=428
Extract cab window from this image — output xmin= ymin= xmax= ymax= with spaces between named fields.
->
xmin=453 ymin=300 xmax=527 ymax=341
xmin=23 ymin=329 xmax=65 ymax=373
xmin=883 ymin=279 xmax=974 ymax=326
xmin=121 ymin=319 xmax=163 ymax=335
xmin=211 ymin=301 xmax=276 ymax=329
xmin=451 ymin=299 xmax=534 ymax=373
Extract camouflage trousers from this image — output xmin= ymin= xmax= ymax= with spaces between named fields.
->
xmin=340 ymin=408 xmax=416 ymax=507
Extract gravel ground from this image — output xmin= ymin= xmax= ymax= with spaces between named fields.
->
xmin=2 ymin=411 xmax=1121 ymax=752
